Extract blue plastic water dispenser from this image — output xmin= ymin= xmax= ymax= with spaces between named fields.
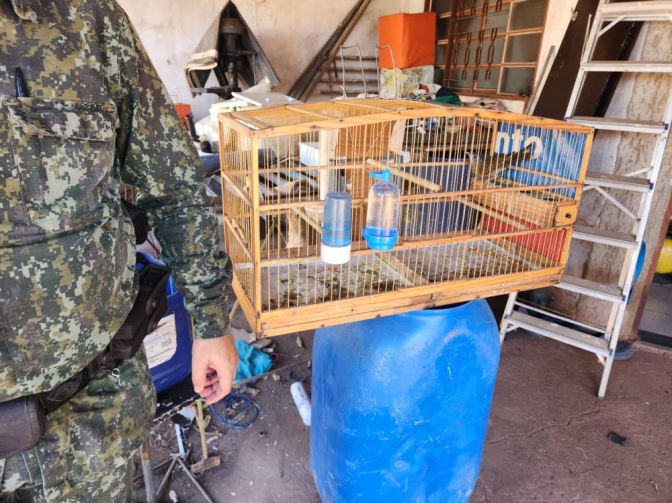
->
xmin=363 ymin=169 xmax=400 ymax=251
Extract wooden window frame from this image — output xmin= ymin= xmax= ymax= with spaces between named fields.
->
xmin=427 ymin=0 xmax=549 ymax=100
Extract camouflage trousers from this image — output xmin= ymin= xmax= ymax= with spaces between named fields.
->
xmin=0 ymin=348 xmax=156 ymax=502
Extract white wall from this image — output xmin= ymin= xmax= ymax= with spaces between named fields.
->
xmin=117 ymin=0 xmax=424 ymax=120
xmin=117 ymin=0 xmax=578 ymax=118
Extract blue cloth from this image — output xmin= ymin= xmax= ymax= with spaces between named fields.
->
xmin=234 ymin=340 xmax=273 ymax=383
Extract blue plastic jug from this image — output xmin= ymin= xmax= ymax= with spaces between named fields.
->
xmin=311 ymin=300 xmax=500 ymax=503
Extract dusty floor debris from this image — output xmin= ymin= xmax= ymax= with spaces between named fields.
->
xmin=135 ymin=318 xmax=672 ymax=503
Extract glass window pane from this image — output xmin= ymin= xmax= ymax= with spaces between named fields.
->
xmin=460 ymin=0 xmax=488 ymax=12
xmin=435 ymin=44 xmax=447 ymax=66
xmin=504 ymin=33 xmax=542 ymax=63
xmin=485 ymin=9 xmax=509 ymax=30
xmin=450 ymin=69 xmax=473 ymax=89
xmin=455 ymin=16 xmax=482 ymax=34
xmin=433 ymin=0 xmax=454 ymax=14
xmin=454 ymin=41 xmax=476 ymax=67
xmin=476 ymin=67 xmax=500 ymax=90
xmin=434 ymin=67 xmax=445 ymax=85
xmin=501 ymin=67 xmax=535 ymax=95
xmin=436 ymin=16 xmax=450 ymax=39
xmin=510 ymin=0 xmax=548 ymax=31
xmin=479 ymin=36 xmax=506 ymax=66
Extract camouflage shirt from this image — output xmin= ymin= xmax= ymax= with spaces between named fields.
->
xmin=0 ymin=0 xmax=231 ymax=401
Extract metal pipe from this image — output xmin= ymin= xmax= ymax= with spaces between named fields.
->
xmin=175 ymin=457 xmax=215 ymax=503
xmin=140 ymin=439 xmax=157 ymax=503
xmin=155 ymin=456 xmax=180 ymax=502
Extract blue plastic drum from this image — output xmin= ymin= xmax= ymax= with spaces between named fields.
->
xmin=137 ymin=252 xmax=193 ymax=393
xmin=311 ymin=300 xmax=500 ymax=503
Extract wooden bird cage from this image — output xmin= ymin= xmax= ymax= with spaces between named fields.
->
xmin=218 ymin=99 xmax=593 ymax=337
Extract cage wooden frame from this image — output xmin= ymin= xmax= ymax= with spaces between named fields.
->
xmin=218 ymin=99 xmax=593 ymax=337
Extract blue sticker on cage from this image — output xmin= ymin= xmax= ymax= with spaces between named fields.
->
xmin=493 ymin=123 xmax=587 ymax=197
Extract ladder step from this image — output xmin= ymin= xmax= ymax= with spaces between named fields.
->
xmin=331 ymin=67 xmax=378 ymax=73
xmin=567 ymin=116 xmax=667 ymax=134
xmin=599 ymin=1 xmax=672 ymax=22
xmin=584 ymin=171 xmax=651 ymax=192
xmin=320 ymin=55 xmax=377 ymax=61
xmin=582 ymin=61 xmax=672 ymax=73
xmin=556 ymin=276 xmax=624 ymax=303
xmin=507 ymin=311 xmax=611 ymax=357
xmin=572 ymin=225 xmax=638 ymax=249
xmin=320 ymin=79 xmax=379 ymax=84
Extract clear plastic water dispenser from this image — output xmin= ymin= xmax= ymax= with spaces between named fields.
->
xmin=363 ymin=169 xmax=400 ymax=251
xmin=321 ymin=192 xmax=352 ymax=264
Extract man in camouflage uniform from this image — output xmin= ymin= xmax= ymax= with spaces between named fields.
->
xmin=0 ymin=0 xmax=238 ymax=500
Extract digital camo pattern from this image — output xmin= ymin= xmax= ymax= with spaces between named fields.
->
xmin=0 ymin=349 xmax=155 ymax=502
xmin=0 ymin=0 xmax=231 ymax=402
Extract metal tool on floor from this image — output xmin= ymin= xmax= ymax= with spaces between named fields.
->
xmin=500 ymin=0 xmax=672 ymax=399
xmin=140 ymin=401 xmax=217 ymax=503
xmin=153 ymin=423 xmax=215 ymax=503
xmin=190 ymin=399 xmax=221 ymax=475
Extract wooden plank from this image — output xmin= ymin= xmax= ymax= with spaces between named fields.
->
xmin=366 ymin=159 xmax=443 ymax=192
xmin=494 ymin=235 xmax=560 ymax=271
xmin=376 ymin=252 xmax=429 ymax=286
xmin=219 ymin=120 xmax=229 ymax=254
xmin=250 ymin=105 xmax=593 ymax=139
xmin=251 ymin=136 xmax=262 ymax=316
xmin=229 ymin=112 xmax=273 ymax=130
xmin=457 ymin=197 xmax=526 ymax=230
xmin=231 ymin=275 xmax=259 ymax=334
xmin=220 ymin=173 xmax=253 ymax=208
xmin=260 ymin=267 xmax=561 ymax=325
xmin=257 ymin=182 xmax=582 ymax=212
xmin=223 ymin=218 xmax=254 ymax=262
xmin=284 ymin=105 xmax=332 ymax=120
xmin=293 ymin=208 xmax=322 ymax=235
xmin=218 ymin=113 xmax=258 ymax=136
xmin=257 ymin=273 xmax=562 ymax=337
xmin=225 ymin=100 xmax=593 ymax=137
xmin=259 ymin=225 xmax=570 ymax=267
xmin=335 ymin=122 xmax=392 ymax=159
xmin=471 ymin=180 xmax=557 ymax=229
xmin=561 ymin=130 xmax=593 ymax=265
xmin=507 ymin=165 xmax=576 ymax=184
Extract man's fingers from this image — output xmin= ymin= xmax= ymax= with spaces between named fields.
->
xmin=204 ymin=382 xmax=229 ymax=405
xmin=204 ymin=374 xmax=220 ymax=387
xmin=192 ymin=335 xmax=238 ymax=401
xmin=191 ymin=360 xmax=208 ymax=394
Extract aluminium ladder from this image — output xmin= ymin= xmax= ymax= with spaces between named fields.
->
xmin=500 ymin=0 xmax=672 ymax=399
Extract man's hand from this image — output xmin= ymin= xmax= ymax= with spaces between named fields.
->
xmin=192 ymin=335 xmax=239 ymax=405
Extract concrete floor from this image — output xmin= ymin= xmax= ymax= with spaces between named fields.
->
xmin=641 ymin=283 xmax=672 ymax=339
xmin=135 ymin=327 xmax=672 ymax=503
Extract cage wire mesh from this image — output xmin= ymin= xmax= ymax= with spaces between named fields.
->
xmin=219 ymin=99 xmax=592 ymax=336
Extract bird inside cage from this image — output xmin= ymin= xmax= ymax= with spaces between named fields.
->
xmin=468 ymin=145 xmax=536 ymax=182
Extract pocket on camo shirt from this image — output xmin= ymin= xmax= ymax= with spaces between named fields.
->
xmin=4 ymin=97 xmax=118 ymax=233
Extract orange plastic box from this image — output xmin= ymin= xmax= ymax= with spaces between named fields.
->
xmin=175 ymin=103 xmax=192 ymax=130
xmin=378 ymin=12 xmax=436 ymax=70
